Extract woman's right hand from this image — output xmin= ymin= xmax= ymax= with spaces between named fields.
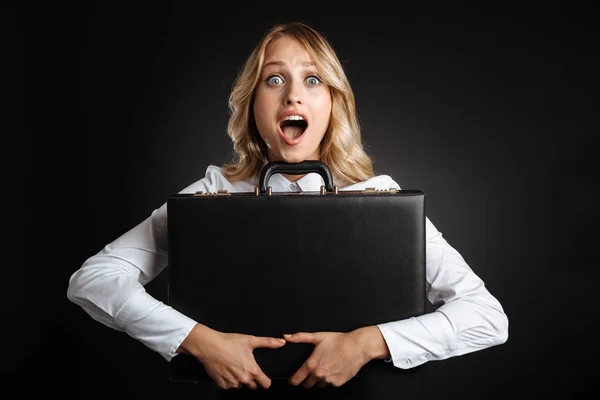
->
xmin=177 ymin=323 xmax=286 ymax=390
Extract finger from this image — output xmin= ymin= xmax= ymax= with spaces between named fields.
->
xmin=244 ymin=380 xmax=258 ymax=390
xmin=283 ymin=332 xmax=322 ymax=344
xmin=209 ymin=373 xmax=230 ymax=390
xmin=215 ymin=380 xmax=228 ymax=390
xmin=224 ymin=377 xmax=241 ymax=390
xmin=302 ymin=374 xmax=320 ymax=389
xmin=254 ymin=369 xmax=272 ymax=390
xmin=288 ymin=362 xmax=311 ymax=386
xmin=223 ymin=372 xmax=244 ymax=390
xmin=250 ymin=336 xmax=287 ymax=349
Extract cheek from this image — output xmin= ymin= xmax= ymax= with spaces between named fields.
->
xmin=253 ymin=95 xmax=270 ymax=130
xmin=312 ymin=95 xmax=332 ymax=128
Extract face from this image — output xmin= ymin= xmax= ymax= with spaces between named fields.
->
xmin=253 ymin=36 xmax=332 ymax=163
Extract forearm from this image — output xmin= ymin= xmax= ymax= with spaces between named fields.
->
xmin=118 ymin=289 xmax=198 ymax=360
xmin=68 ymin=263 xmax=197 ymax=360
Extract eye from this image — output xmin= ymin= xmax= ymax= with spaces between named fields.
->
xmin=266 ymin=75 xmax=284 ymax=85
xmin=305 ymin=75 xmax=322 ymax=86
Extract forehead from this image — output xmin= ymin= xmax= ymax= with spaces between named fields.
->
xmin=263 ymin=36 xmax=312 ymax=64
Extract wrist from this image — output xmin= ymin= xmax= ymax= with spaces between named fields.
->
xmin=355 ymin=325 xmax=391 ymax=362
xmin=177 ymin=323 xmax=214 ymax=358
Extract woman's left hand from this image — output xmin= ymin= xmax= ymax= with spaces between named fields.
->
xmin=284 ymin=326 xmax=389 ymax=389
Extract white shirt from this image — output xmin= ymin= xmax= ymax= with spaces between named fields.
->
xmin=67 ymin=165 xmax=509 ymax=369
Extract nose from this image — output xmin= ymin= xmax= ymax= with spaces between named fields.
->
xmin=284 ymin=79 xmax=303 ymax=105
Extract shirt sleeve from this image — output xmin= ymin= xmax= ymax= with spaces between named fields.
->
xmin=66 ymin=168 xmax=221 ymax=361
xmin=376 ymin=217 xmax=509 ymax=369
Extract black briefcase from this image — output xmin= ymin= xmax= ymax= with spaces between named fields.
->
xmin=166 ymin=161 xmax=426 ymax=383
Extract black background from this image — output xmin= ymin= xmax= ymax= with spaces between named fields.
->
xmin=18 ymin=2 xmax=599 ymax=399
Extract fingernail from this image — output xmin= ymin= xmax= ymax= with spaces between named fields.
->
xmin=283 ymin=334 xmax=292 ymax=338
xmin=278 ymin=339 xmax=286 ymax=344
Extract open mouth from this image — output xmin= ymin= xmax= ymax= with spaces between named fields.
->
xmin=278 ymin=117 xmax=308 ymax=145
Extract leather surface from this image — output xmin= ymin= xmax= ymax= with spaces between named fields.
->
xmin=167 ymin=190 xmax=426 ymax=383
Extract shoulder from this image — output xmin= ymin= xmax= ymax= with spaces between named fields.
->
xmin=341 ymin=174 xmax=401 ymax=191
xmin=177 ymin=165 xmax=256 ymax=194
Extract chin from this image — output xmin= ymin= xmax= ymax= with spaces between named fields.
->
xmin=282 ymin=156 xmax=306 ymax=164
xmin=279 ymin=154 xmax=315 ymax=164
xmin=269 ymin=143 xmax=321 ymax=164
xmin=271 ymin=151 xmax=304 ymax=164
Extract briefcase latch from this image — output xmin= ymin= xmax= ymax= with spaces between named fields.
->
xmin=362 ymin=187 xmax=398 ymax=194
xmin=193 ymin=190 xmax=231 ymax=196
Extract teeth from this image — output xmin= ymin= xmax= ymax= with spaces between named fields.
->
xmin=283 ymin=115 xmax=304 ymax=121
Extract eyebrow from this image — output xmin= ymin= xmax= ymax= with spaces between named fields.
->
xmin=263 ymin=60 xmax=315 ymax=68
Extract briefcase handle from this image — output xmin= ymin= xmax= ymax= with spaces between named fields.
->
xmin=258 ymin=161 xmax=335 ymax=193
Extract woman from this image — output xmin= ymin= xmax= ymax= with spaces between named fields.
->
xmin=67 ymin=21 xmax=509 ymax=395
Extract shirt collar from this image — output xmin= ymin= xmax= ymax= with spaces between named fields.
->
xmin=260 ymin=160 xmax=327 ymax=193
xmin=296 ymin=172 xmax=326 ymax=192
xmin=265 ymin=172 xmax=325 ymax=193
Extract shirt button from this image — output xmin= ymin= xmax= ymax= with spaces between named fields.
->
xmin=424 ymin=353 xmax=432 ymax=360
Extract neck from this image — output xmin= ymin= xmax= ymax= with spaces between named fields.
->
xmin=283 ymin=173 xmax=305 ymax=182
xmin=265 ymin=153 xmax=321 ymax=183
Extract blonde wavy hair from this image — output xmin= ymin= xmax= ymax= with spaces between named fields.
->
xmin=222 ymin=22 xmax=374 ymax=187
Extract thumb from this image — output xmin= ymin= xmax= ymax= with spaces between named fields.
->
xmin=283 ymin=332 xmax=322 ymax=344
xmin=250 ymin=336 xmax=287 ymax=349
